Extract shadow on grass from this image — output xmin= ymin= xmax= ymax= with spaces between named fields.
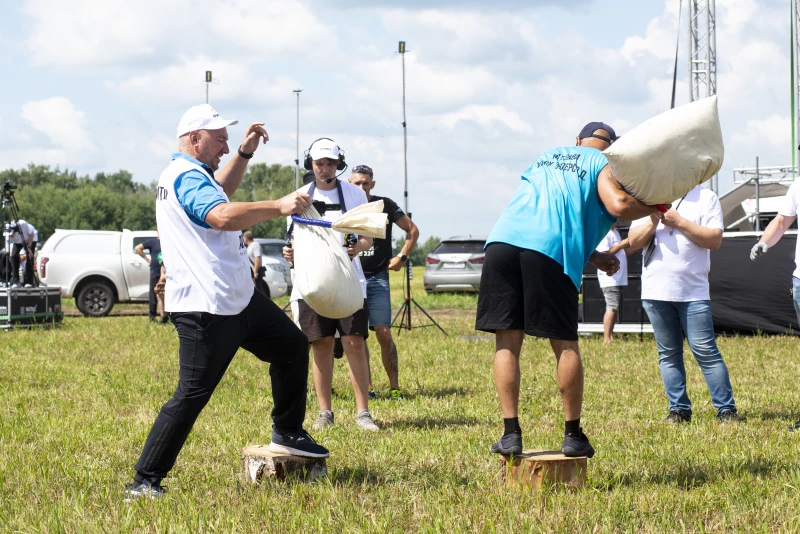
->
xmin=330 ymin=466 xmax=382 ymax=486
xmin=752 ymin=410 xmax=799 ymax=422
xmin=388 ymin=415 xmax=482 ymax=430
xmin=598 ymin=458 xmax=783 ymax=491
xmin=411 ymin=386 xmax=470 ymax=399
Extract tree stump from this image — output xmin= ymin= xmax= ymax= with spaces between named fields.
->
xmin=242 ymin=445 xmax=327 ymax=483
xmin=500 ymin=450 xmax=587 ymax=490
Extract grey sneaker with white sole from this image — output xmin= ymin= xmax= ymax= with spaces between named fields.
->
xmin=356 ymin=409 xmax=379 ymax=431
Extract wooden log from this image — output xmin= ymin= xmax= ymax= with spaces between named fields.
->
xmin=500 ymin=450 xmax=587 ymax=490
xmin=242 ymin=445 xmax=327 ymax=483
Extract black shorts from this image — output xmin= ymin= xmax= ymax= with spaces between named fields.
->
xmin=475 ymin=243 xmax=579 ymax=341
xmin=296 ymin=299 xmax=370 ymax=343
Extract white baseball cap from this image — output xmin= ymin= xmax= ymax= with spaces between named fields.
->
xmin=176 ymin=104 xmax=239 ymax=139
xmin=309 ymin=138 xmax=341 ymax=161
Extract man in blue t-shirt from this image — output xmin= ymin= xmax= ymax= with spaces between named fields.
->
xmin=476 ymin=122 xmax=662 ymax=459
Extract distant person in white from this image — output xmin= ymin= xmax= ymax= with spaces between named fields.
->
xmin=595 ymin=224 xmax=628 ymax=343
xmin=9 ymin=219 xmax=37 ymax=287
xmin=126 ymin=104 xmax=328 ymax=502
xmin=750 ymin=179 xmax=800 ymax=432
xmin=627 ymin=185 xmax=739 ymax=424
xmin=243 ymin=231 xmax=267 ymax=295
xmin=283 ymin=138 xmax=379 ymax=432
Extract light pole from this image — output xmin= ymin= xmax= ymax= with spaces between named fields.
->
xmin=205 ymin=71 xmax=212 ymax=104
xmin=293 ymin=89 xmax=303 ymax=189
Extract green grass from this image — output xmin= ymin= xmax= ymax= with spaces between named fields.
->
xmin=2 ymin=294 xmax=800 ymax=531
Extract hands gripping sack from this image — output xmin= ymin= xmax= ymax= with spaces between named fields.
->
xmin=603 ymin=96 xmax=723 ymax=205
xmin=293 ymin=201 xmax=388 ymax=319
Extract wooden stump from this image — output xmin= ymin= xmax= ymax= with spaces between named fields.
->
xmin=242 ymin=445 xmax=327 ymax=483
xmin=500 ymin=450 xmax=587 ymax=490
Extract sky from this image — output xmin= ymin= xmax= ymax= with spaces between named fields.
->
xmin=0 ymin=0 xmax=795 ymax=241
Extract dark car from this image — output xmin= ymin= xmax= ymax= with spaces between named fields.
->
xmin=423 ymin=236 xmax=487 ymax=293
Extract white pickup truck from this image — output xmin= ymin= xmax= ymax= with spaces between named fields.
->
xmin=38 ymin=230 xmax=158 ymax=317
xmin=38 ymin=229 xmax=289 ymax=317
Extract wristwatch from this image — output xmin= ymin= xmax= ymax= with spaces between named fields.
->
xmin=397 ymin=254 xmax=408 ymax=262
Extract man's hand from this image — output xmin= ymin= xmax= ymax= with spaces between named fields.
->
xmin=659 ymin=208 xmax=683 ymax=229
xmin=589 ymin=250 xmax=620 ymax=275
xmin=283 ymin=245 xmax=294 ymax=267
xmin=240 ymin=123 xmax=269 ymax=155
xmin=278 ymin=192 xmax=311 ymax=216
xmin=387 ymin=256 xmax=404 ymax=271
xmin=155 ymin=276 xmax=166 ymax=296
xmin=750 ymin=242 xmax=768 ymax=261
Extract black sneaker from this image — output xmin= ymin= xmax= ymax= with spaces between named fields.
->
xmin=368 ymin=389 xmax=377 ymax=400
xmin=789 ymin=420 xmax=800 ymax=433
xmin=333 ymin=337 xmax=344 ymax=359
xmin=717 ymin=410 xmax=742 ymax=423
xmin=124 ymin=479 xmax=165 ymax=502
xmin=665 ymin=410 xmax=692 ymax=424
xmin=561 ymin=429 xmax=595 ymax=458
xmin=268 ymin=426 xmax=330 ymax=458
xmin=490 ymin=432 xmax=522 ymax=456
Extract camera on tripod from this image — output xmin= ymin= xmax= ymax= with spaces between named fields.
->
xmin=2 ymin=181 xmax=16 ymax=199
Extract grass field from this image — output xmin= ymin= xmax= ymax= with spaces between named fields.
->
xmin=2 ymin=268 xmax=800 ymax=532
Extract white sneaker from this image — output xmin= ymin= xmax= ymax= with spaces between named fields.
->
xmin=356 ymin=410 xmax=379 ymax=432
xmin=313 ymin=410 xmax=334 ymax=431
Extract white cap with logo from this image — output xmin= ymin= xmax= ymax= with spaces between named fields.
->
xmin=309 ymin=138 xmax=341 ymax=161
xmin=176 ymin=104 xmax=239 ymax=139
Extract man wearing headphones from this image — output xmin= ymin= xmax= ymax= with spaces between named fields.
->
xmin=284 ymin=138 xmax=379 ymax=432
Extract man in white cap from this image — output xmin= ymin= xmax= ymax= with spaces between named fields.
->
xmin=126 ymin=105 xmax=328 ymax=501
xmin=283 ymin=138 xmax=379 ymax=432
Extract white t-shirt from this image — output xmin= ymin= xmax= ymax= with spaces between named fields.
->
xmin=247 ymin=241 xmax=262 ymax=269
xmin=595 ymin=228 xmax=628 ymax=288
xmin=289 ymin=180 xmax=369 ymax=301
xmin=632 ymin=185 xmax=723 ymax=302
xmin=778 ymin=180 xmax=800 ymax=279
xmin=11 ymin=220 xmax=35 ymax=245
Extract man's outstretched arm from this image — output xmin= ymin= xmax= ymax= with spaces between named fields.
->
xmin=596 ymin=165 xmax=661 ymax=221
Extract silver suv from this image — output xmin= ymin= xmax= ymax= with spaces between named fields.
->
xmin=423 ymin=236 xmax=487 ymax=293
xmin=255 ymin=238 xmax=292 ymax=291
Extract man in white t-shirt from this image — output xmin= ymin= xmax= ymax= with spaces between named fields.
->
xmin=750 ymin=180 xmax=800 ymax=431
xmin=627 ymin=185 xmax=739 ymax=424
xmin=595 ymin=224 xmax=628 ymax=343
xmin=126 ymin=104 xmax=328 ymax=502
xmin=283 ymin=138 xmax=379 ymax=432
xmin=9 ymin=219 xmax=37 ymax=287
xmin=243 ymin=231 xmax=267 ymax=295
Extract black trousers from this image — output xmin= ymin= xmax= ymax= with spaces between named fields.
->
xmin=26 ymin=241 xmax=36 ymax=286
xmin=148 ymin=273 xmax=160 ymax=318
xmin=133 ymin=290 xmax=309 ymax=481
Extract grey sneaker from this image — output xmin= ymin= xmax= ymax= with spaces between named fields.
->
xmin=313 ymin=410 xmax=334 ymax=431
xmin=124 ymin=479 xmax=165 ymax=502
xmin=356 ymin=409 xmax=379 ymax=431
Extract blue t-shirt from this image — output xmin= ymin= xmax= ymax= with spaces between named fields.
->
xmin=486 ymin=146 xmax=615 ymax=290
xmin=171 ymin=152 xmax=227 ymax=229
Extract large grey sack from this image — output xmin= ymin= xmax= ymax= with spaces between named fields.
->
xmin=603 ymin=96 xmax=723 ymax=205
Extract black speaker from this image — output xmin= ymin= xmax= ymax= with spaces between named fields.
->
xmin=581 ymin=276 xmax=605 ymax=323
xmin=620 ymin=277 xmax=648 ymax=324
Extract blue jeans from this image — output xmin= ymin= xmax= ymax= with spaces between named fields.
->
xmin=365 ymin=271 xmax=392 ymax=328
xmin=792 ymin=277 xmax=800 ymax=326
xmin=642 ymin=300 xmax=737 ymax=415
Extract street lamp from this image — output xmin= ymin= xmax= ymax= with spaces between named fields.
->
xmin=293 ymin=89 xmax=303 ymax=189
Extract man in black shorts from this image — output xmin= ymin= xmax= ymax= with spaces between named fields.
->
xmin=476 ymin=123 xmax=662 ymax=458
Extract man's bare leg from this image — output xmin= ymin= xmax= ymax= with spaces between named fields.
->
xmin=603 ymin=309 xmax=616 ymax=344
xmin=374 ymin=325 xmax=399 ymax=390
xmin=494 ymin=330 xmax=525 ymax=418
xmin=550 ymin=339 xmax=583 ymax=421
xmin=341 ymin=335 xmax=371 ymax=412
xmin=311 ymin=337 xmax=335 ymax=411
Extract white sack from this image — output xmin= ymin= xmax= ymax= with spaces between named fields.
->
xmin=293 ymin=205 xmax=363 ymax=319
xmin=603 ymin=95 xmax=724 ymax=205
xmin=331 ymin=200 xmax=388 ymax=239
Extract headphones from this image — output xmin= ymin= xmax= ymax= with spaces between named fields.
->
xmin=303 ymin=138 xmax=347 ymax=171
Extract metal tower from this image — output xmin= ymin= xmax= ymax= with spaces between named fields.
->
xmin=688 ymin=0 xmax=717 ymax=101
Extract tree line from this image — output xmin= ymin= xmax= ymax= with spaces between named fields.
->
xmin=0 ymin=163 xmax=441 ymax=261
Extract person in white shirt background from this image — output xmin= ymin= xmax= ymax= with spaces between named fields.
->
xmin=283 ymin=138 xmax=380 ymax=433
xmin=627 ymin=185 xmax=740 ymax=424
xmin=750 ymin=179 xmax=800 ymax=431
xmin=595 ymin=223 xmax=628 ymax=343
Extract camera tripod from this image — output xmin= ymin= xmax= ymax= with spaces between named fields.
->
xmin=1 ymin=182 xmax=23 ymax=287
xmin=391 ymin=257 xmax=447 ymax=335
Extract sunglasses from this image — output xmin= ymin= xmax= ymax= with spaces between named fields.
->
xmin=352 ymin=165 xmax=373 ymax=176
